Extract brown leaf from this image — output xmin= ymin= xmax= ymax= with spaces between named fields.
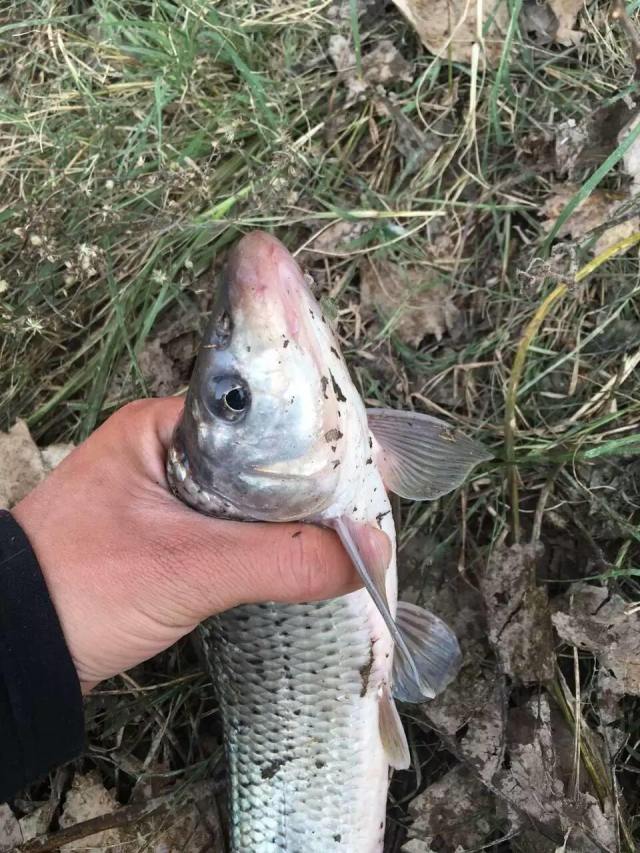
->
xmin=424 ymin=665 xmax=506 ymax=783
xmin=404 ymin=765 xmax=502 ymax=852
xmin=57 ymin=773 xmax=221 ymax=853
xmin=390 ymin=0 xmax=510 ymax=65
xmin=0 ymin=804 xmax=22 ymax=852
xmin=541 ymin=185 xmax=625 ymax=240
xmin=60 ymin=772 xmax=124 ymax=852
xmin=18 ymin=804 xmax=52 ymax=843
xmin=137 ymin=338 xmax=183 ymax=398
xmin=308 ymin=220 xmax=368 ymax=255
xmin=329 ymin=36 xmax=412 ymax=105
xmin=0 ymin=420 xmax=74 ymax=509
xmin=494 ymin=696 xmax=617 ymax=853
xmin=359 ymin=258 xmax=460 ymax=346
xmin=542 ymin=184 xmax=640 ymax=256
xmin=521 ymin=0 xmax=558 ymax=44
xmin=479 ymin=543 xmax=555 ymax=684
xmin=548 ymin=0 xmax=585 ymax=45
xmin=0 ymin=420 xmax=46 ymax=509
xmin=621 ymin=113 xmax=640 ymax=192
xmin=552 ymin=582 xmax=640 ymax=695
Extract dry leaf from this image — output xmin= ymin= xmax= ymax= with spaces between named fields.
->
xmin=495 ymin=696 xmax=617 ymax=853
xmin=479 ymin=543 xmax=555 ymax=684
xmin=362 ymin=40 xmax=413 ymax=86
xmin=0 ymin=420 xmax=74 ymax=509
xmin=621 ymin=112 xmax=640 ymax=192
xmin=597 ymin=669 xmax=627 ymax=754
xmin=42 ymin=442 xmax=75 ymax=473
xmin=359 ymin=258 xmax=460 ymax=346
xmin=19 ymin=803 xmax=53 ymax=842
xmin=541 ymin=185 xmax=623 ymax=239
xmin=548 ymin=0 xmax=585 ymax=45
xmin=390 ymin=0 xmax=510 ymax=65
xmin=60 ymin=772 xmax=125 ymax=852
xmin=0 ymin=419 xmax=46 ymax=508
xmin=425 ymin=666 xmax=506 ymax=783
xmin=403 ymin=535 xmax=507 ymax=785
xmin=132 ymin=791 xmax=221 ymax=852
xmin=53 ymin=773 xmax=221 ymax=853
xmin=521 ymin=0 xmax=558 ymax=44
xmin=405 ymin=765 xmax=501 ymax=852
xmin=542 ymin=184 xmax=640 ymax=256
xmin=329 ymin=36 xmax=412 ymax=105
xmin=401 ymin=840 xmax=437 ymax=853
xmin=308 ymin=220 xmax=368 ymax=254
xmin=552 ymin=582 xmax=640 ymax=695
xmin=0 ymin=804 xmax=22 ymax=852
xmin=137 ymin=338 xmax=183 ymax=397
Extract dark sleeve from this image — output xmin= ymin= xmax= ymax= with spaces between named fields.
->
xmin=0 ymin=510 xmax=85 ymax=803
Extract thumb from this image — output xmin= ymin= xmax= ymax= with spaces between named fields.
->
xmin=181 ymin=514 xmax=391 ymax=620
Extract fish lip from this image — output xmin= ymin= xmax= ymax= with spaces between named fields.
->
xmin=167 ymin=437 xmax=235 ymax=516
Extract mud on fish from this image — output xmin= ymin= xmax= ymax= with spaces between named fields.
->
xmin=167 ymin=231 xmax=491 ymax=852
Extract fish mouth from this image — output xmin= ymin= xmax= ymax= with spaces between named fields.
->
xmin=166 ymin=441 xmax=240 ymax=519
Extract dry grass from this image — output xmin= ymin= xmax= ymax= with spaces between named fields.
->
xmin=2 ymin=0 xmax=640 ymax=850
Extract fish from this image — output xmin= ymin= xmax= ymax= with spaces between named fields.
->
xmin=166 ymin=231 xmax=491 ymax=852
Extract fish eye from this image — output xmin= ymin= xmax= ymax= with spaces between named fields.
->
xmin=210 ymin=375 xmax=251 ymax=422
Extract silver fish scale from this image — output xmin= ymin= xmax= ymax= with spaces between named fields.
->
xmin=207 ymin=595 xmax=379 ymax=852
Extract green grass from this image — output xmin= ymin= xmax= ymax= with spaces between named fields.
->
xmin=2 ymin=0 xmax=640 ymax=849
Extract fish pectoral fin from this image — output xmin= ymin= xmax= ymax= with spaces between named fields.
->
xmin=332 ymin=516 xmax=449 ymax=703
xmin=366 ymin=407 xmax=492 ymax=501
xmin=392 ymin=601 xmax=463 ymax=703
xmin=331 ymin=516 xmax=420 ymax=676
xmin=379 ymin=686 xmax=410 ymax=770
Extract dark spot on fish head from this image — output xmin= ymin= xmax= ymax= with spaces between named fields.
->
xmin=283 ymin=339 xmax=289 ymax=348
xmin=329 ymin=370 xmax=347 ymax=402
xmin=321 ymin=376 xmax=329 ymax=399
xmin=324 ymin=427 xmax=343 ymax=443
xmin=369 ymin=436 xmax=373 ymax=449
xmin=366 ymin=457 xmax=373 ymax=465
xmin=315 ymin=759 xmax=326 ymax=769
xmin=331 ymin=459 xmax=341 ymax=469
xmin=333 ymin=834 xmax=342 ymax=842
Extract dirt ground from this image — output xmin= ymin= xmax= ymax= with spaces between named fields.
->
xmin=1 ymin=0 xmax=640 ymax=850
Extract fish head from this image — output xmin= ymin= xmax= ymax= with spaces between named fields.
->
xmin=168 ymin=231 xmax=360 ymax=522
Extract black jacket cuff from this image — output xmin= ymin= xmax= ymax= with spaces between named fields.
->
xmin=0 ymin=510 xmax=85 ymax=802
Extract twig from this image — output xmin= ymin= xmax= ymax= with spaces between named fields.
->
xmin=14 ymin=781 xmax=224 ymax=853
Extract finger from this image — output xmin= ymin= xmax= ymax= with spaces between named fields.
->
xmin=180 ymin=514 xmax=391 ymax=620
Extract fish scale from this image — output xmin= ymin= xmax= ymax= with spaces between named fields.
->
xmin=210 ymin=596 xmax=387 ymax=852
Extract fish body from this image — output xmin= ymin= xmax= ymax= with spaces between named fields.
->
xmin=210 ymin=476 xmax=395 ymax=850
xmin=167 ymin=232 xmax=490 ymax=852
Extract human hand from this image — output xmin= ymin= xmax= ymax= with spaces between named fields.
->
xmin=12 ymin=398 xmax=380 ymax=693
